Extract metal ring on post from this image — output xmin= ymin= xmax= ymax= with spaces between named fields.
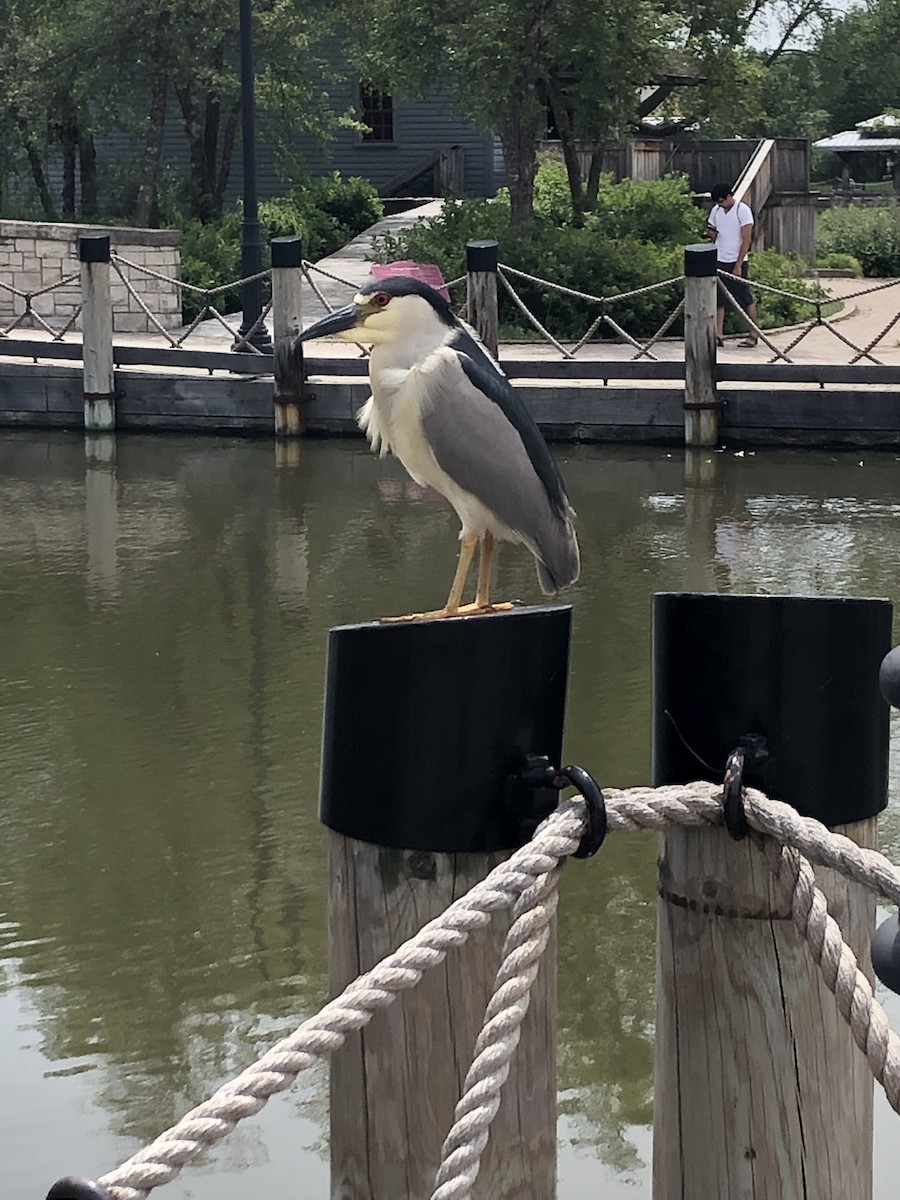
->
xmin=722 ymin=747 xmax=749 ymax=841
xmin=554 ymin=765 xmax=607 ymax=858
xmin=515 ymin=757 xmax=607 ymax=858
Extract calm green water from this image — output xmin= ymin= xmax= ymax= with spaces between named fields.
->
xmin=2 ymin=431 xmax=900 ymax=1198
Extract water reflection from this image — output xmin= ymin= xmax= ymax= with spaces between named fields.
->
xmin=1 ymin=432 xmax=899 ymax=1197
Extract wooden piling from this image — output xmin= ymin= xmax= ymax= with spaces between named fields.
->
xmin=466 ymin=239 xmax=500 ymax=359
xmin=651 ymin=592 xmax=891 ymax=1200
xmin=79 ymin=235 xmax=115 ymax=432
xmin=270 ymin=237 xmax=305 ymax=437
xmin=322 ymin=607 xmax=570 ymax=1200
xmin=683 ymin=243 xmax=719 ymax=449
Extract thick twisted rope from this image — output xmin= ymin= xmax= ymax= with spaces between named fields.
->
xmin=87 ymin=782 xmax=900 ymax=1200
xmin=96 ymin=803 xmax=585 ymax=1200
xmin=430 ymin=864 xmax=562 ymax=1199
xmin=763 ymin=834 xmax=900 ymax=1111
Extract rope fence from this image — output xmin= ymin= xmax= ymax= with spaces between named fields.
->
xmin=497 ymin=262 xmax=686 ymax=361
xmin=0 ymin=272 xmax=81 ymax=339
xmin=76 ymin=779 xmax=900 ymax=1200
xmin=2 ymin=246 xmax=899 ymax=370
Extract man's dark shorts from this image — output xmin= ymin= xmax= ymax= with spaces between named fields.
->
xmin=717 ymin=260 xmax=753 ymax=310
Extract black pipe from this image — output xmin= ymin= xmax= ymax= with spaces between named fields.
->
xmin=236 ymin=0 xmax=271 ymax=352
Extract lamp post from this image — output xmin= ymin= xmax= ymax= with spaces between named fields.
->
xmin=237 ymin=0 xmax=271 ymax=352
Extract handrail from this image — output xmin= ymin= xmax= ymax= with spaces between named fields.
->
xmin=733 ymin=137 xmax=775 ymax=207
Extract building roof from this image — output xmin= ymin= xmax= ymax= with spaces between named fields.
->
xmin=814 ymin=130 xmax=900 ymax=152
xmin=815 ymin=115 xmax=900 ymax=153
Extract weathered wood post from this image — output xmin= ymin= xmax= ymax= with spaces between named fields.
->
xmin=322 ymin=607 xmax=569 ymax=1200
xmin=270 ymin=236 xmax=305 ymax=437
xmin=79 ymin=234 xmax=115 ymax=432
xmin=651 ymin=592 xmax=891 ymax=1200
xmin=683 ymin=243 xmax=718 ymax=449
xmin=467 ymin=238 xmax=499 ymax=359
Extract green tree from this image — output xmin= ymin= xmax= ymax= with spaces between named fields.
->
xmin=815 ymin=0 xmax=900 ymax=133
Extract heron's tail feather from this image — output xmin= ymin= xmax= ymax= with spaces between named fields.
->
xmin=535 ymin=519 xmax=580 ymax=594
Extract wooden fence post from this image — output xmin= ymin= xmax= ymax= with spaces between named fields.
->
xmin=467 ymin=239 xmax=499 ymax=359
xmin=651 ymin=592 xmax=891 ymax=1200
xmin=270 ymin=236 xmax=305 ymax=437
xmin=79 ymin=234 xmax=115 ymax=432
xmin=683 ymin=243 xmax=718 ymax=449
xmin=322 ymin=607 xmax=569 ymax=1200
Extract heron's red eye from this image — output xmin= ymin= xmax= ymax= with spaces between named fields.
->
xmin=374 ymin=292 xmax=390 ymax=308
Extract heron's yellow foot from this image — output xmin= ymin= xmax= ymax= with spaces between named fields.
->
xmin=379 ymin=601 xmax=518 ymax=623
xmin=379 ymin=608 xmax=456 ymax=623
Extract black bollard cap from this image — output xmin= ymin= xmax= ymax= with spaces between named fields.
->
xmin=46 ymin=1179 xmax=112 ymax=1200
xmin=652 ymin=593 xmax=892 ymax=826
xmin=872 ymin=912 xmax=900 ymax=995
xmin=319 ymin=606 xmax=571 ymax=853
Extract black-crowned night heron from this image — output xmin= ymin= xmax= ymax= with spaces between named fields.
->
xmin=295 ymin=276 xmax=579 ymax=618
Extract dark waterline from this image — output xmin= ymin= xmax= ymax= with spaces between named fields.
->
xmin=1 ymin=431 xmax=899 ymax=1198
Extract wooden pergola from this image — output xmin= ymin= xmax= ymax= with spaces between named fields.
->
xmin=814 ymin=115 xmax=900 ymax=193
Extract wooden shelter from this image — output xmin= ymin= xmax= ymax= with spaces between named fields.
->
xmin=814 ymin=115 xmax=900 ymax=193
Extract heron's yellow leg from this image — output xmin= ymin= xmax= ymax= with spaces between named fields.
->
xmin=455 ymin=531 xmax=514 ymax=615
xmin=474 ymin=530 xmax=494 ymax=608
xmin=380 ymin=533 xmax=478 ymax=622
xmin=443 ymin=532 xmax=479 ymax=613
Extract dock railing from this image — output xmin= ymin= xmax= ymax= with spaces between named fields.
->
xmin=2 ymin=235 xmax=900 ymax=446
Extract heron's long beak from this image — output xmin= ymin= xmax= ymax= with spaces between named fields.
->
xmin=295 ymin=303 xmax=362 ymax=344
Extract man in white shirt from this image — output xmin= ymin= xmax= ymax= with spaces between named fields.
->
xmin=706 ymin=182 xmax=759 ymax=348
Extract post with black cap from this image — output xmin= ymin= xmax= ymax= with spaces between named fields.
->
xmin=466 ymin=238 xmax=499 ymax=359
xmin=651 ymin=592 xmax=891 ymax=1200
xmin=270 ymin=236 xmax=304 ymax=437
xmin=683 ymin=242 xmax=719 ymax=448
xmin=322 ymin=606 xmax=570 ymax=1199
xmin=79 ymin=234 xmax=115 ymax=432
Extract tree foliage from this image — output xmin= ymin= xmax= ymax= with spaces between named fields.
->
xmin=0 ymin=0 xmax=895 ymax=232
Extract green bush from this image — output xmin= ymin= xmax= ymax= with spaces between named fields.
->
xmin=373 ymin=163 xmax=815 ymax=339
xmin=817 ymin=205 xmax=900 ymax=277
xmin=742 ymin=249 xmax=826 ymax=332
xmin=179 ymin=174 xmax=383 ymax=322
xmin=815 ymin=251 xmax=864 ymax=276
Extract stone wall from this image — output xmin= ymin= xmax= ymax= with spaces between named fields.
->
xmin=0 ymin=220 xmax=183 ymax=333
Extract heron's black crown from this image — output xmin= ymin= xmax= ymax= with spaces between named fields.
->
xmin=358 ymin=276 xmax=457 ymax=327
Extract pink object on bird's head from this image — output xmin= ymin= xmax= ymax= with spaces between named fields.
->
xmin=370 ymin=261 xmax=450 ymax=302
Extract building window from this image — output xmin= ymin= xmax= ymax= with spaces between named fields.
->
xmin=359 ymin=85 xmax=394 ymax=143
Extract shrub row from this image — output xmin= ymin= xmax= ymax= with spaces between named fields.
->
xmin=372 ymin=159 xmax=821 ymax=340
xmin=816 ymin=205 xmax=900 ymax=277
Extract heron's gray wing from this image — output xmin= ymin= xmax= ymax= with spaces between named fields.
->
xmin=419 ymin=348 xmax=577 ymax=579
xmin=442 ymin=332 xmax=570 ymax=519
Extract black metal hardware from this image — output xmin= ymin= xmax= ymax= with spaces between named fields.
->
xmin=721 ymin=734 xmax=773 ymax=841
xmin=879 ymin=646 xmax=900 ymax=709
xmin=722 ymin=747 xmax=749 ymax=841
xmin=516 ymin=755 xmax=607 ymax=859
xmin=871 ymin=911 xmax=900 ymax=995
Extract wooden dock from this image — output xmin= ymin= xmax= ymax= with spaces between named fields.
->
xmin=1 ymin=210 xmax=899 ymax=447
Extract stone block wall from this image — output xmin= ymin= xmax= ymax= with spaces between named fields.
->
xmin=0 ymin=220 xmax=183 ymax=333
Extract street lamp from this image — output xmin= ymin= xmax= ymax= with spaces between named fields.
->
xmin=237 ymin=0 xmax=271 ymax=352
